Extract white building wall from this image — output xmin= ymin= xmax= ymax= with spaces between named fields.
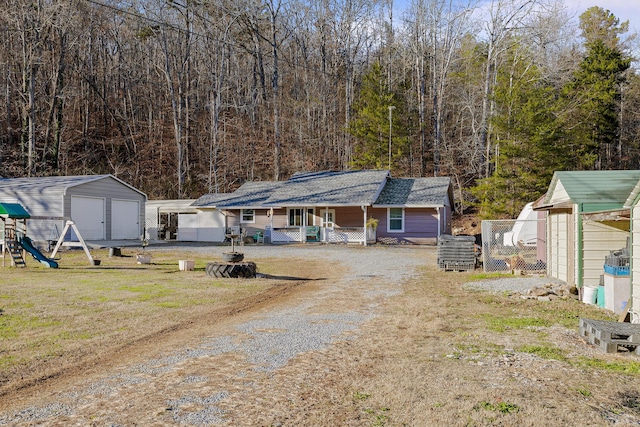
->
xmin=632 ymin=204 xmax=640 ymax=322
xmin=196 ymin=210 xmax=226 ymax=242
xmin=548 ymin=213 xmax=569 ymax=283
xmin=582 ymin=220 xmax=629 ymax=288
xmin=145 ymin=200 xmax=225 ymax=242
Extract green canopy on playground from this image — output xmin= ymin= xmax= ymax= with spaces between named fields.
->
xmin=0 ymin=203 xmax=31 ymax=219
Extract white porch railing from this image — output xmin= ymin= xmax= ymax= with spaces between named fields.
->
xmin=270 ymin=226 xmax=366 ymax=244
xmin=270 ymin=227 xmax=303 ymax=243
xmin=326 ymin=227 xmax=365 ymax=244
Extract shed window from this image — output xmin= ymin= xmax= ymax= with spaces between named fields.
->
xmin=388 ymin=208 xmax=404 ymax=232
xmin=241 ymin=209 xmax=255 ymax=223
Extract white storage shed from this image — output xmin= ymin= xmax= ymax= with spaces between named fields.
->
xmin=534 ymin=170 xmax=640 ymax=289
xmin=0 ymin=175 xmax=146 ymax=244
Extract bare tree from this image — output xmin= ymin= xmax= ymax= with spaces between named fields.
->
xmin=475 ymin=0 xmax=552 ymax=178
xmin=405 ymin=0 xmax=474 ymax=177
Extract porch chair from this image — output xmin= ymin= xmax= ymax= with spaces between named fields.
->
xmin=238 ymin=228 xmax=247 ymax=246
xmin=253 ymin=230 xmax=264 ymax=244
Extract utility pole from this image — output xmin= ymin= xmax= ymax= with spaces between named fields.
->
xmin=388 ymin=106 xmax=395 ymax=171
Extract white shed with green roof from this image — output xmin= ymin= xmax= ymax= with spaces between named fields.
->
xmin=534 ymin=170 xmax=640 ymax=291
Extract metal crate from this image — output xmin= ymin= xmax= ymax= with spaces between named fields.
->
xmin=437 ymin=234 xmax=476 ymax=271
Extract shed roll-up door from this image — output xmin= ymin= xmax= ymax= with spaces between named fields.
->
xmin=112 ymin=199 xmax=140 ymax=239
xmin=71 ymin=196 xmax=105 ymax=240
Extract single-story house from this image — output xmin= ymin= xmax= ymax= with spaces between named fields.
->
xmin=192 ymin=170 xmax=453 ymax=245
xmin=145 ymin=199 xmax=226 ymax=242
xmin=534 ymin=170 xmax=640 ymax=289
xmin=0 ymin=175 xmax=146 ymax=244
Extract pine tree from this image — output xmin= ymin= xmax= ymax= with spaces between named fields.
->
xmin=348 ymin=63 xmax=410 ymax=171
xmin=562 ymin=7 xmax=631 ymax=169
xmin=471 ymin=44 xmax=566 ymax=218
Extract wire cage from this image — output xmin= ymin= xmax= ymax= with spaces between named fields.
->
xmin=480 ymin=219 xmax=546 ymax=273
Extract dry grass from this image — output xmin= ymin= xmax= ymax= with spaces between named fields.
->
xmin=256 ymin=269 xmax=640 ymax=426
xmin=2 ymin=247 xmax=640 ymax=426
xmin=204 ymin=267 xmax=640 ymax=426
xmin=0 ymin=247 xmax=317 ymax=398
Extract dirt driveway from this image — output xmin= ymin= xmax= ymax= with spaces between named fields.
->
xmin=0 ymin=245 xmax=425 ymax=425
xmin=1 ymin=244 xmax=640 ymax=426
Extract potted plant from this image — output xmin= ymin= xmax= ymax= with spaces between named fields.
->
xmin=136 ymin=252 xmax=152 ymax=264
xmin=366 ymin=217 xmax=378 ymax=242
xmin=136 ymin=239 xmax=151 ymax=264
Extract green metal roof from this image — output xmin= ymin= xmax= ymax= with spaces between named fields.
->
xmin=545 ymin=170 xmax=640 ymax=212
xmin=0 ymin=203 xmax=30 ymax=218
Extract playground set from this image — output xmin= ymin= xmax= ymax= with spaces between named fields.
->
xmin=0 ymin=202 xmax=96 ymax=268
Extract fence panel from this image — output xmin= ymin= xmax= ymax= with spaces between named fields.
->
xmin=271 ymin=227 xmax=302 ymax=243
xmin=481 ymin=219 xmax=546 ymax=273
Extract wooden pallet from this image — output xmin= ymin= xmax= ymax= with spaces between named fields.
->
xmin=579 ymin=318 xmax=640 ymax=354
xmin=438 ymin=260 xmax=475 ymax=272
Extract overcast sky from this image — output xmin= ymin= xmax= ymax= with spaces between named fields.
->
xmin=394 ymin=1 xmax=640 ymax=33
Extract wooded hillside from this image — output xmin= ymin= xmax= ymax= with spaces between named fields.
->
xmin=1 ymin=0 xmax=638 ymax=218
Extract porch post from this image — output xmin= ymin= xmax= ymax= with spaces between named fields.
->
xmin=362 ymin=206 xmax=367 ymax=246
xmin=301 ymin=207 xmax=305 ymax=243
xmin=222 ymin=210 xmax=229 ymax=234
xmin=323 ymin=206 xmax=328 ymax=243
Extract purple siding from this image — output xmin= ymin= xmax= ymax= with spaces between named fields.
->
xmin=226 ymin=205 xmax=447 ymax=245
xmin=372 ymin=207 xmax=441 ymax=244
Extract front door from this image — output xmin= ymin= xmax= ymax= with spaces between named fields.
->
xmin=320 ymin=209 xmax=335 ymax=228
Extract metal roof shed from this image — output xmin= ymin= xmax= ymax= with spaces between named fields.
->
xmin=0 ymin=175 xmax=146 ymax=243
xmin=535 ymin=170 xmax=640 ymax=290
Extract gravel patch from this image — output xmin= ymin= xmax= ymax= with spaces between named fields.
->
xmin=167 ymin=392 xmax=229 ymax=425
xmin=235 ymin=306 xmax=371 ymax=372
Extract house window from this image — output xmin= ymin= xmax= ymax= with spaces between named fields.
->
xmin=306 ymin=208 xmax=315 ymax=226
xmin=388 ymin=208 xmax=404 ymax=232
xmin=288 ymin=208 xmax=303 ymax=226
xmin=241 ymin=209 xmax=255 ymax=223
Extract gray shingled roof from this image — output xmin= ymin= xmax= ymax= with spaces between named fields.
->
xmin=374 ymin=177 xmax=452 ymax=207
xmin=191 ymin=171 xmax=452 ymax=209
xmin=192 ymin=181 xmax=284 ymax=208
xmin=263 ymin=170 xmax=390 ymax=207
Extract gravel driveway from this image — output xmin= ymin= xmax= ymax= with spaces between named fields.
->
xmin=1 ymin=244 xmax=434 ymax=426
